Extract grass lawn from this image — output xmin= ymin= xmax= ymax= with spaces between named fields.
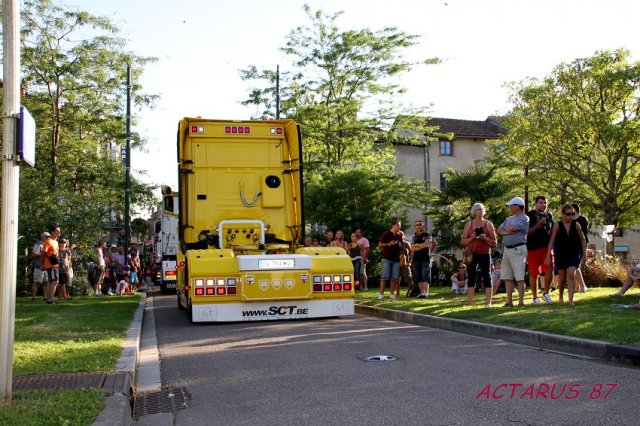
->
xmin=0 ymin=294 xmax=140 ymax=424
xmin=356 ymin=286 xmax=640 ymax=344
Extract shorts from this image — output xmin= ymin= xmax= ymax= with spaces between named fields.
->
xmin=33 ymin=267 xmax=48 ymax=284
xmin=130 ymin=271 xmax=139 ymax=284
xmin=554 ymin=254 xmax=581 ymax=270
xmin=381 ymin=259 xmax=400 ymax=281
xmin=59 ymin=272 xmax=70 ymax=286
xmin=45 ymin=268 xmax=59 ymax=283
xmin=527 ymin=247 xmax=552 ymax=275
xmin=500 ymin=245 xmax=527 ymax=282
xmin=412 ymin=261 xmax=431 ymax=283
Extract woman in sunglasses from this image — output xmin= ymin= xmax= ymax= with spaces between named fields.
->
xmin=545 ymin=204 xmax=587 ymax=305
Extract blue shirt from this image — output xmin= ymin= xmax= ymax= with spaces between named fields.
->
xmin=499 ymin=214 xmax=529 ymax=247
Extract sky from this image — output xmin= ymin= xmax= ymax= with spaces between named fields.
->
xmin=63 ymin=0 xmax=640 ymax=193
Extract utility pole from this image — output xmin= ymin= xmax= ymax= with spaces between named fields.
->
xmin=1 ymin=0 xmax=21 ymax=405
xmin=124 ymin=65 xmax=131 ymax=250
xmin=275 ymin=65 xmax=280 ymax=119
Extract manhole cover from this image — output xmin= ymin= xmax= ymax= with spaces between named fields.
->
xmin=362 ymin=354 xmax=400 ymax=362
xmin=133 ymin=387 xmax=190 ymax=419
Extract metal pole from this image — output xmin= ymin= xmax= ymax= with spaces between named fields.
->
xmin=124 ymin=65 xmax=131 ymax=250
xmin=275 ymin=65 xmax=280 ymax=119
xmin=1 ymin=0 xmax=21 ymax=405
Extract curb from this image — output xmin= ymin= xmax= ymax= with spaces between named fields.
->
xmin=93 ymin=293 xmax=146 ymax=426
xmin=356 ymin=304 xmax=640 ymax=367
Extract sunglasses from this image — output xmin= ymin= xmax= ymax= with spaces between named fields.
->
xmin=564 ymin=211 xmax=575 ymax=216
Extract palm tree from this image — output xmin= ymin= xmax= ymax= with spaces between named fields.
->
xmin=426 ymin=164 xmax=519 ymax=252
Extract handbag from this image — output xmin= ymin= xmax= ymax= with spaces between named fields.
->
xmin=48 ymin=254 xmax=60 ymax=265
xmin=464 ymin=238 xmax=478 ymax=265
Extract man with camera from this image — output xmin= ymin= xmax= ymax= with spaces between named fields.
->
xmin=527 ymin=195 xmax=554 ymax=304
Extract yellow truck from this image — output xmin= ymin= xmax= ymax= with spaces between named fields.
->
xmin=164 ymin=118 xmax=354 ymax=322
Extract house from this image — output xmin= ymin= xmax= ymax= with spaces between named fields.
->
xmin=393 ymin=117 xmax=506 ymax=233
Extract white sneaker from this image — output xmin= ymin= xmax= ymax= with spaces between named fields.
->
xmin=532 ymin=298 xmax=541 ymax=305
xmin=543 ymin=293 xmax=552 ymax=304
xmin=389 ymin=294 xmax=396 ymax=299
xmin=377 ymin=294 xmax=384 ymax=300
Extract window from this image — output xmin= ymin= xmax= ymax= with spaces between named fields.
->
xmin=439 ymin=140 xmax=452 ymax=156
xmin=439 ymin=172 xmax=448 ymax=190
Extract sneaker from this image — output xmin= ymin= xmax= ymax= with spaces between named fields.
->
xmin=389 ymin=294 xmax=396 ymax=299
xmin=377 ymin=294 xmax=384 ymax=300
xmin=518 ymin=303 xmax=526 ymax=308
xmin=543 ymin=293 xmax=552 ymax=304
xmin=503 ymin=302 xmax=514 ymax=307
xmin=611 ymin=304 xmax=630 ymax=309
xmin=418 ymin=294 xmax=427 ymax=299
xmin=580 ymin=285 xmax=588 ymax=293
xmin=532 ymin=298 xmax=541 ymax=305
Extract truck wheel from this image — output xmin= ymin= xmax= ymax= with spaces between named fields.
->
xmin=177 ymin=292 xmax=185 ymax=310
xmin=187 ymin=297 xmax=194 ymax=323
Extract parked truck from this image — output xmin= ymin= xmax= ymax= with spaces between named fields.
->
xmin=163 ymin=118 xmax=355 ymax=322
xmin=153 ymin=202 xmax=179 ymax=294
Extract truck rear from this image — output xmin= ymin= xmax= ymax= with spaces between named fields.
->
xmin=167 ymin=118 xmax=355 ymax=322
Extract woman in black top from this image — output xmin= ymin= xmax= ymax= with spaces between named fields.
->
xmin=545 ymin=204 xmax=587 ymax=305
xmin=571 ymin=203 xmax=589 ymax=293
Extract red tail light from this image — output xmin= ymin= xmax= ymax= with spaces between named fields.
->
xmin=216 ymin=287 xmax=226 ymax=295
xmin=344 ymin=283 xmax=352 ymax=291
xmin=323 ymin=284 xmax=332 ymax=292
xmin=206 ymin=288 xmax=215 ymax=295
xmin=195 ymin=288 xmax=204 ymax=296
xmin=333 ymin=283 xmax=342 ymax=291
xmin=313 ymin=284 xmax=322 ymax=292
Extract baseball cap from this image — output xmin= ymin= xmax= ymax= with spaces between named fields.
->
xmin=41 ymin=231 xmax=51 ymax=238
xmin=59 ymin=238 xmax=68 ymax=244
xmin=110 ymin=244 xmax=117 ymax=248
xmin=506 ymin=197 xmax=525 ymax=207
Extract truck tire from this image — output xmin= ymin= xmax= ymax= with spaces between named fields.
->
xmin=187 ymin=297 xmax=194 ymax=323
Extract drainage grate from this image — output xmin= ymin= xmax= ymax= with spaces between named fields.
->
xmin=361 ymin=354 xmax=401 ymax=362
xmin=132 ymin=387 xmax=190 ymax=419
xmin=13 ymin=372 xmax=107 ymax=391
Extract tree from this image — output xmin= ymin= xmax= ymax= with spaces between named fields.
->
xmin=425 ymin=164 xmax=518 ymax=252
xmin=493 ymin=49 xmax=640 ymax=227
xmin=304 ymin=169 xmax=423 ymax=242
xmin=9 ymin=0 xmax=159 ymax=258
xmin=240 ymin=5 xmax=439 ymax=175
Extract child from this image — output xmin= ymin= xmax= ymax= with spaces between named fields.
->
xmin=116 ymin=273 xmax=132 ymax=295
xmin=491 ymin=259 xmax=504 ymax=294
xmin=451 ymin=264 xmax=468 ymax=294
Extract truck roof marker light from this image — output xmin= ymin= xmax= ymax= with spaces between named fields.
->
xmin=225 ymin=126 xmax=251 ymax=134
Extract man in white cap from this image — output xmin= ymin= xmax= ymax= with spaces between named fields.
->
xmin=497 ymin=197 xmax=529 ymax=307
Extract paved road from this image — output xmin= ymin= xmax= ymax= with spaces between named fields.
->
xmin=152 ymin=293 xmax=640 ymax=425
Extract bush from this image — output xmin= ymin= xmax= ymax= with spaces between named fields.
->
xmin=582 ymin=258 xmax=626 ymax=287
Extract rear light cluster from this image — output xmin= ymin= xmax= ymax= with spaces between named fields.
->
xmin=193 ymin=277 xmax=238 ymax=296
xmin=191 ymin=125 xmax=204 ymax=133
xmin=269 ymin=127 xmax=283 ymax=135
xmin=312 ymin=275 xmax=352 ymax=292
xmin=225 ymin=126 xmax=251 ymax=134
xmin=165 ymin=270 xmax=176 ymax=277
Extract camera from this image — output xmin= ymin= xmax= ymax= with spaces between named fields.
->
xmin=475 ymin=227 xmax=483 ymax=236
